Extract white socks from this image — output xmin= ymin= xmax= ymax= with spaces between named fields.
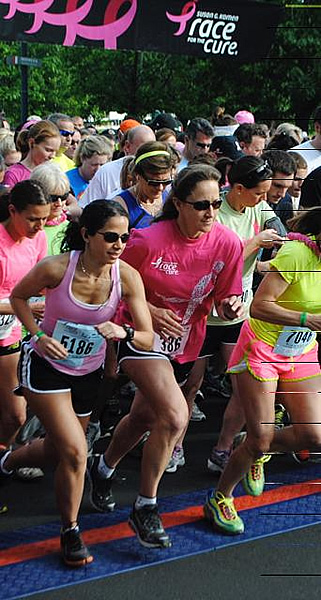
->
xmin=98 ymin=455 xmax=115 ymax=479
xmin=135 ymin=494 xmax=157 ymax=509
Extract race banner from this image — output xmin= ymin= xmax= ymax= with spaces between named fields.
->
xmin=0 ymin=1 xmax=283 ymax=61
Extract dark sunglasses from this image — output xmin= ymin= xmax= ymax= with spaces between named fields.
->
xmin=96 ymin=231 xmax=130 ymax=243
xmin=142 ymin=175 xmax=173 ymax=187
xmin=195 ymin=141 xmax=211 ymax=149
xmin=49 ymin=191 xmax=70 ymax=202
xmin=181 ymin=198 xmax=222 ymax=211
xmin=59 ymin=129 xmax=74 ymax=137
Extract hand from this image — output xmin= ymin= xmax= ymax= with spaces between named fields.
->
xmin=30 ymin=301 xmax=46 ymax=321
xmin=38 ymin=335 xmax=69 ymax=360
xmin=149 ymin=306 xmax=184 ymax=339
xmin=219 ymin=296 xmax=244 ymax=321
xmin=255 ymin=229 xmax=287 ymax=249
xmin=96 ymin=321 xmax=126 ymax=340
xmin=306 ymin=314 xmax=321 ymax=332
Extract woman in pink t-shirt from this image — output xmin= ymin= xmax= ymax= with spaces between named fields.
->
xmin=0 ymin=180 xmax=50 ymax=448
xmin=3 ymin=120 xmax=61 ymax=188
xmin=87 ymin=164 xmax=244 ymax=550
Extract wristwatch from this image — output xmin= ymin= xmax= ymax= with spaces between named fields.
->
xmin=122 ymin=324 xmax=135 ymax=342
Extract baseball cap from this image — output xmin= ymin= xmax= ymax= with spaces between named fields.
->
xmin=151 ymin=113 xmax=181 ymax=133
xmin=119 ymin=119 xmax=141 ymax=133
xmin=211 ymin=135 xmax=244 ymax=160
xmin=234 ymin=110 xmax=255 ymax=125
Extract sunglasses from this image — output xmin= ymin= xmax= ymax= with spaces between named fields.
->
xmin=59 ymin=129 xmax=74 ymax=137
xmin=180 ymin=198 xmax=222 ymax=211
xmin=142 ymin=175 xmax=173 ymax=187
xmin=49 ymin=191 xmax=70 ymax=203
xmin=96 ymin=231 xmax=130 ymax=243
xmin=195 ymin=141 xmax=211 ymax=149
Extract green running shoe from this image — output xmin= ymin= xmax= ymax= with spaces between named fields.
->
xmin=242 ymin=453 xmax=271 ymax=496
xmin=204 ymin=490 xmax=244 ymax=535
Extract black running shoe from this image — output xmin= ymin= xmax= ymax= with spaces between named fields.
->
xmin=128 ymin=504 xmax=172 ymax=549
xmin=87 ymin=455 xmax=115 ymax=512
xmin=60 ymin=525 xmax=93 ymax=567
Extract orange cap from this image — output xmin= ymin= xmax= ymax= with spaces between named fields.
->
xmin=119 ymin=119 xmax=140 ymax=133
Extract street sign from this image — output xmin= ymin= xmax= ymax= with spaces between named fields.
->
xmin=6 ymin=56 xmax=42 ymax=68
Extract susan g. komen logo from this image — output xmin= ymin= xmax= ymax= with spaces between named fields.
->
xmin=151 ymin=257 xmax=179 ymax=276
xmin=166 ymin=1 xmax=239 ymax=57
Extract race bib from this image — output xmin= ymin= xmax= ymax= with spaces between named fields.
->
xmin=52 ymin=320 xmax=104 ymax=368
xmin=241 ymin=274 xmax=253 ymax=307
xmin=153 ymin=325 xmax=191 ymax=358
xmin=0 ymin=299 xmax=17 ymax=340
xmin=273 ymin=326 xmax=316 ymax=357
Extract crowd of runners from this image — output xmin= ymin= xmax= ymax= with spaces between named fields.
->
xmin=0 ymin=106 xmax=321 ymax=566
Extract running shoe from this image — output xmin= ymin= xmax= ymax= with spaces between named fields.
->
xmin=242 ymin=454 xmax=271 ymax=497
xmin=0 ymin=503 xmax=8 ymax=514
xmin=128 ymin=504 xmax=172 ymax=548
xmin=0 ymin=449 xmax=12 ymax=479
xmin=204 ymin=490 xmax=244 ymax=535
xmin=207 ymin=448 xmax=231 ymax=474
xmin=85 ymin=421 xmax=101 ymax=455
xmin=232 ymin=432 xmax=271 ymax=496
xmin=203 ymin=373 xmax=232 ymax=399
xmin=165 ymin=446 xmax=185 ymax=473
xmin=274 ymin=404 xmax=290 ymax=429
xmin=292 ymin=449 xmax=321 ymax=464
xmin=87 ymin=455 xmax=115 ymax=512
xmin=60 ymin=525 xmax=93 ymax=567
xmin=190 ymin=402 xmax=206 ymax=422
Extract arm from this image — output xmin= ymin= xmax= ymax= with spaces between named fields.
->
xmin=96 ymin=262 xmax=154 ymax=351
xmin=250 ymin=267 xmax=321 ymax=331
xmin=10 ymin=256 xmax=69 ymax=360
xmin=243 ymin=229 xmax=286 ymax=261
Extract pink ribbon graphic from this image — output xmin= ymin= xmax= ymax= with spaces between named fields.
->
xmin=0 ymin=0 xmax=137 ymax=48
xmin=166 ymin=1 xmax=198 ymax=36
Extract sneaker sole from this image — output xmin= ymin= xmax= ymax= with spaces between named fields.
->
xmin=203 ymin=503 xmax=244 ymax=535
xmin=63 ymin=554 xmax=94 ymax=567
xmin=207 ymin=459 xmax=224 ymax=474
xmin=165 ymin=459 xmax=185 ymax=473
xmin=128 ymin=516 xmax=172 ymax=549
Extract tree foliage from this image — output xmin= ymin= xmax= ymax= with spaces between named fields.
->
xmin=0 ymin=2 xmax=320 ymax=130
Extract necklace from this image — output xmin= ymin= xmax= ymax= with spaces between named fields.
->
xmin=135 ymin=187 xmax=163 ymax=216
xmin=79 ymin=255 xmax=111 ymax=282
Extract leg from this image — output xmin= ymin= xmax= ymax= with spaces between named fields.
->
xmin=107 ymin=358 xmax=188 ymax=497
xmin=217 ymin=371 xmax=276 ymax=497
xmin=0 ymin=353 xmax=26 ymax=446
xmin=5 ymin=389 xmax=88 ymax=528
xmin=271 ymin=376 xmax=321 ymax=453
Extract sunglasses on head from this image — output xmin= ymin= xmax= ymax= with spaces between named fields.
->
xmin=181 ymin=198 xmax=222 ymax=211
xmin=59 ymin=129 xmax=74 ymax=137
xmin=195 ymin=141 xmax=211 ymax=149
xmin=49 ymin=191 xmax=70 ymax=203
xmin=96 ymin=231 xmax=130 ymax=243
xmin=142 ymin=175 xmax=173 ymax=187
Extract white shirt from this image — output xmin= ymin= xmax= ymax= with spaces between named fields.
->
xmin=290 ymin=140 xmax=321 ymax=174
xmin=79 ymin=156 xmax=126 ymax=208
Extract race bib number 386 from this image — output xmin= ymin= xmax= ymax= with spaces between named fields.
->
xmin=153 ymin=325 xmax=191 ymax=358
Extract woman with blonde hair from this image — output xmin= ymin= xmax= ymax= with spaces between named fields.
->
xmin=3 ymin=120 xmax=60 ymax=187
xmin=66 ymin=135 xmax=112 ymax=201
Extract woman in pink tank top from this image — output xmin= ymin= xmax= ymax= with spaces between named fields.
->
xmin=3 ymin=200 xmax=153 ymax=568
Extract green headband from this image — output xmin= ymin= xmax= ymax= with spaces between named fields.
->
xmin=135 ymin=150 xmax=171 ymax=165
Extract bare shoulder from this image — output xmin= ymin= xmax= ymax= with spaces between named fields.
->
xmin=119 ymin=260 xmax=142 ymax=294
xmin=113 ymin=195 xmax=128 ymax=212
xmin=36 ymin=253 xmax=71 ymax=288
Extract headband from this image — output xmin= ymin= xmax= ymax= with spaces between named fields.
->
xmin=135 ymin=150 xmax=171 ymax=165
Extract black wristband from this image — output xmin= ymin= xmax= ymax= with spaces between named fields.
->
xmin=122 ymin=324 xmax=135 ymax=342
